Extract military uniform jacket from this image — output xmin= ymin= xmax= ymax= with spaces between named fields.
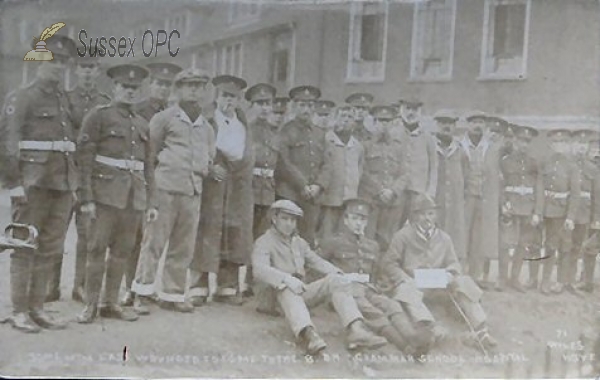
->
xmin=275 ymin=117 xmax=332 ymax=202
xmin=77 ymin=102 xmax=157 ymax=211
xmin=5 ymin=80 xmax=78 ymax=191
xmin=573 ymin=157 xmax=600 ymax=225
xmin=251 ymin=117 xmax=280 ymax=206
xmin=67 ymin=86 xmax=111 ymax=133
xmin=358 ymin=130 xmax=406 ymax=206
xmin=500 ymin=150 xmax=543 ymax=216
xmin=399 ymin=124 xmax=438 ymax=195
xmin=135 ymin=97 xmax=167 ymax=122
xmin=534 ymin=153 xmax=580 ymax=220
xmin=252 ymin=228 xmax=341 ymax=289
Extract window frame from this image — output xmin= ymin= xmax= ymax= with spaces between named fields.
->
xmin=214 ymin=40 xmax=244 ymax=77
xmin=479 ymin=0 xmax=532 ymax=81
xmin=345 ymin=1 xmax=389 ymax=84
xmin=228 ymin=1 xmax=262 ymax=27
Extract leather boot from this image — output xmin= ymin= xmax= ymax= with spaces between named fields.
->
xmin=29 ymin=309 xmax=67 ymax=330
xmin=301 ymin=326 xmax=327 ymax=355
xmin=346 ymin=320 xmax=387 ymax=350
xmin=99 ymin=304 xmax=139 ymax=321
xmin=7 ymin=312 xmax=41 ymax=333
xmin=133 ymin=295 xmax=151 ymax=315
xmin=77 ymin=304 xmax=98 ymax=324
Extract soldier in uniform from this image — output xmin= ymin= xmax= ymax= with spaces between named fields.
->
xmin=346 ymin=92 xmax=375 ymax=142
xmin=534 ymin=129 xmax=580 ymax=294
xmin=318 ymin=105 xmax=364 ymax=239
xmin=132 ymin=68 xmax=214 ymax=314
xmin=76 ymin=64 xmax=158 ymax=323
xmin=64 ymin=54 xmax=111 ymax=303
xmin=275 ymin=85 xmax=331 ymax=246
xmin=121 ymin=62 xmax=182 ymax=308
xmin=319 ymin=199 xmax=434 ymax=355
xmin=3 ymin=35 xmax=78 ymax=332
xmin=269 ymin=97 xmax=288 ymax=129
xmin=312 ymin=100 xmax=335 ymax=130
xmin=397 ymin=98 xmax=438 ymax=228
xmin=189 ymin=75 xmax=255 ymax=306
xmin=252 ymin=199 xmax=387 ymax=355
xmin=359 ymin=105 xmax=406 ymax=250
xmin=246 ymin=83 xmax=279 ymax=239
xmin=433 ymin=110 xmax=467 ymax=269
xmin=380 ymin=194 xmax=498 ymax=350
xmin=499 ymin=125 xmax=543 ymax=292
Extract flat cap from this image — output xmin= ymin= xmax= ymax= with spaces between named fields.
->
xmin=345 ymin=93 xmax=374 ymax=107
xmin=433 ymin=109 xmax=459 ymax=123
xmin=344 ymin=198 xmax=371 ymax=217
xmin=314 ymin=100 xmax=336 ymax=115
xmin=371 ymin=105 xmax=397 ymax=121
xmin=272 ymin=97 xmax=289 ymax=114
xmin=173 ymin=67 xmax=211 ymax=85
xmin=411 ymin=193 xmax=439 ymax=214
xmin=270 ymin=199 xmax=304 ymax=217
xmin=213 ymin=74 xmax=247 ymax=95
xmin=245 ymin=83 xmax=276 ymax=102
xmin=106 ymin=64 xmax=149 ymax=86
xmin=146 ymin=62 xmax=183 ymax=82
xmin=289 ymin=85 xmax=321 ymax=101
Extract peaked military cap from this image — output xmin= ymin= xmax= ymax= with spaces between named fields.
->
xmin=411 ymin=193 xmax=439 ymax=214
xmin=106 ymin=64 xmax=149 ymax=86
xmin=571 ymin=127 xmax=600 ymax=141
xmin=514 ymin=125 xmax=539 ymax=140
xmin=345 ymin=93 xmax=374 ymax=107
xmin=371 ymin=105 xmax=397 ymax=121
xmin=465 ymin=111 xmax=488 ymax=122
xmin=272 ymin=97 xmax=289 ymax=114
xmin=43 ymin=34 xmax=76 ymax=59
xmin=344 ymin=198 xmax=371 ymax=217
xmin=289 ymin=85 xmax=321 ymax=101
xmin=146 ymin=62 xmax=183 ymax=82
xmin=173 ymin=67 xmax=211 ymax=85
xmin=399 ymin=97 xmax=423 ymax=108
xmin=270 ymin=199 xmax=304 ymax=217
xmin=213 ymin=74 xmax=247 ymax=95
xmin=245 ymin=83 xmax=276 ymax=102
xmin=547 ymin=128 xmax=572 ymax=141
xmin=433 ymin=109 xmax=459 ymax=123
xmin=314 ymin=100 xmax=336 ymax=115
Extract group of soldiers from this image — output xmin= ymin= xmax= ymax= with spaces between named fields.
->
xmin=1 ymin=34 xmax=599 ymax=358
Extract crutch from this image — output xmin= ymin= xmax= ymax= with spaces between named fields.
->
xmin=0 ymin=223 xmax=38 ymax=252
xmin=447 ymin=290 xmax=489 ymax=357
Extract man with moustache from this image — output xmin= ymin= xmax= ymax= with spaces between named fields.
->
xmin=3 ymin=35 xmax=77 ymax=333
xmin=64 ymin=54 xmax=111 ymax=304
xmin=318 ymin=105 xmax=364 ymax=238
xmin=76 ymin=64 xmax=158 ymax=323
xmin=132 ymin=68 xmax=214 ymax=314
xmin=189 ymin=75 xmax=254 ymax=306
xmin=397 ymin=98 xmax=438 ymax=228
xmin=269 ymin=97 xmax=289 ymax=130
xmin=358 ymin=105 xmax=406 ymax=250
xmin=433 ymin=110 xmax=467 ymax=269
xmin=346 ymin=93 xmax=375 ymax=142
xmin=275 ymin=85 xmax=331 ymax=246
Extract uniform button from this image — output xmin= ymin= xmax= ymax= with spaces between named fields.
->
xmin=131 ymin=156 xmax=135 ymax=160
xmin=84 ymin=108 xmax=88 ymax=113
xmin=61 ymin=121 xmax=67 ymax=127
xmin=65 ymin=152 xmax=69 ymax=156
xmin=131 ymin=126 xmax=135 ymax=130
xmin=64 ymin=136 xmax=68 ymax=141
xmin=43 ymin=112 xmax=48 ymax=116
xmin=111 ymin=131 xmax=116 ymax=135
xmin=132 ymin=141 xmax=136 ymax=145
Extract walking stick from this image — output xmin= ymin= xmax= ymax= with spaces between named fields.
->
xmin=447 ymin=290 xmax=489 ymax=357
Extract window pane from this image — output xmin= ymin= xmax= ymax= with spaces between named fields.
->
xmin=493 ymin=3 xmax=525 ymax=58
xmin=360 ymin=14 xmax=383 ymax=61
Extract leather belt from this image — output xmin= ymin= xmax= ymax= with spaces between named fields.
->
xmin=505 ymin=186 xmax=533 ymax=195
xmin=545 ymin=190 xmax=569 ymax=199
xmin=581 ymin=191 xmax=591 ymax=199
xmin=19 ymin=140 xmax=75 ymax=153
xmin=253 ymin=168 xmax=274 ymax=178
xmin=95 ymin=155 xmax=144 ymax=171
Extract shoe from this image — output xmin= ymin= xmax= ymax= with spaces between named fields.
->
xmin=77 ymin=305 xmax=98 ymax=324
xmin=29 ymin=310 xmax=67 ymax=330
xmin=347 ymin=321 xmax=388 ymax=350
xmin=99 ymin=305 xmax=139 ymax=321
xmin=540 ymin=282 xmax=552 ymax=295
xmin=7 ymin=312 xmax=41 ymax=333
xmin=509 ymin=281 xmax=526 ymax=293
xmin=301 ymin=326 xmax=327 ymax=356
xmin=133 ymin=296 xmax=150 ymax=315
xmin=215 ymin=293 xmax=245 ymax=306
xmin=190 ymin=296 xmax=207 ymax=307
xmin=72 ymin=287 xmax=85 ymax=303
xmin=159 ymin=301 xmax=194 ymax=313
xmin=45 ymin=290 xmax=61 ymax=303
xmin=256 ymin=307 xmax=281 ymax=317
xmin=120 ymin=291 xmax=134 ymax=307
xmin=551 ymin=283 xmax=564 ymax=294
xmin=525 ymin=280 xmax=539 ymax=290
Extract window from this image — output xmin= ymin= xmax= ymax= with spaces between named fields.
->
xmin=216 ymin=41 xmax=243 ymax=77
xmin=167 ymin=12 xmax=188 ymax=35
xmin=194 ymin=48 xmax=214 ymax=75
xmin=480 ymin=0 xmax=531 ymax=79
xmin=346 ymin=1 xmax=389 ymax=82
xmin=269 ymin=29 xmax=295 ymax=91
xmin=229 ymin=1 xmax=261 ymax=25
xmin=410 ymin=0 xmax=456 ymax=81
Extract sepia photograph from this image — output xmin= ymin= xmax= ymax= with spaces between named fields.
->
xmin=0 ymin=0 xmax=599 ymax=378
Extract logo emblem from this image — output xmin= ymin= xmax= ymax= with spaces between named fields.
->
xmin=23 ymin=22 xmax=66 ymax=61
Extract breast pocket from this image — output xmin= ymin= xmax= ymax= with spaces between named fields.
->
xmin=19 ymin=150 xmax=50 ymax=164
xmin=33 ymin=107 xmax=59 ymax=120
xmin=101 ymin=127 xmax=127 ymax=140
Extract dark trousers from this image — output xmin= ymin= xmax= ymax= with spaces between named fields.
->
xmin=253 ymin=204 xmax=270 ymax=240
xmin=10 ymin=187 xmax=73 ymax=313
xmin=84 ymin=203 xmax=142 ymax=306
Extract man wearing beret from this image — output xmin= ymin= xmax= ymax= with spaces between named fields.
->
xmin=189 ymin=75 xmax=255 ymax=306
xmin=64 ymin=54 xmax=111 ymax=304
xmin=319 ymin=199 xmax=434 ymax=356
xmin=499 ymin=125 xmax=543 ymax=292
xmin=132 ymin=68 xmax=215 ymax=313
xmin=380 ymin=194 xmax=497 ymax=350
xmin=346 ymin=93 xmax=375 ymax=142
xmin=433 ymin=110 xmax=468 ymax=269
xmin=275 ymin=85 xmax=331 ymax=246
xmin=533 ymin=129 xmax=580 ymax=294
xmin=3 ymin=35 xmax=78 ymax=332
xmin=76 ymin=64 xmax=158 ymax=323
xmin=358 ymin=105 xmax=406 ymax=250
xmin=246 ymin=83 xmax=279 ymax=239
xmin=396 ymin=98 xmax=438 ymax=229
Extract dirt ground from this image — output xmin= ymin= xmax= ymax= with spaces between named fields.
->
xmin=0 ymin=189 xmax=598 ymax=379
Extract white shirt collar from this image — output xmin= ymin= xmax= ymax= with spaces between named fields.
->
xmin=327 ymin=131 xmax=358 ymax=148
xmin=175 ymin=105 xmax=207 ymax=126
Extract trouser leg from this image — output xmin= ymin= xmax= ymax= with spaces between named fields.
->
xmin=296 ymin=199 xmax=320 ymax=247
xmin=73 ymin=206 xmax=90 ymax=290
xmin=253 ymin=204 xmax=270 ymax=240
xmin=303 ymin=274 xmax=363 ymax=329
xmin=124 ymin=225 xmax=143 ymax=291
xmin=277 ymin=288 xmax=314 ymax=337
xmin=84 ymin=204 xmax=115 ymax=306
xmin=30 ymin=255 xmax=53 ymax=311
xmin=46 ymin=253 xmax=63 ymax=297
xmin=318 ymin=206 xmax=343 ymax=240
xmin=452 ymin=290 xmax=486 ymax=329
xmin=10 ymin=251 xmax=31 ymax=314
